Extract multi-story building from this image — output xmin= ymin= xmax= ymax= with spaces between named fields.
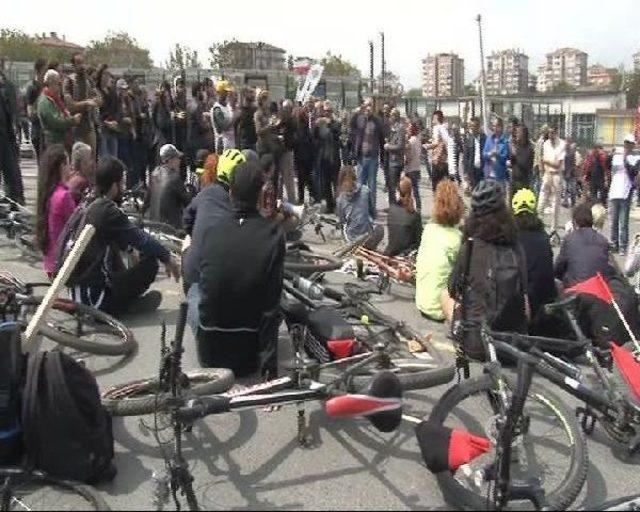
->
xmin=485 ymin=49 xmax=529 ymax=95
xmin=587 ymin=64 xmax=618 ymax=89
xmin=220 ymin=41 xmax=286 ymax=70
xmin=537 ymin=47 xmax=588 ymax=92
xmin=422 ymin=53 xmax=464 ymax=97
xmin=634 ymin=51 xmax=640 ymax=73
xmin=34 ymin=32 xmax=84 ymax=61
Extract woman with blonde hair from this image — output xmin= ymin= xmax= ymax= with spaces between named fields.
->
xmin=415 ymin=179 xmax=464 ymax=321
xmin=384 ymin=176 xmax=422 ymax=256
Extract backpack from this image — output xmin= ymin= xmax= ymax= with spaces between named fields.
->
xmin=0 ymin=323 xmax=24 ymax=465
xmin=21 ymin=351 xmax=116 ymax=484
xmin=54 ymin=198 xmax=109 ymax=287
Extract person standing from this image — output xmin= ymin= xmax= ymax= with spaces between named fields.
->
xmin=25 ymin=58 xmax=47 ymax=161
xmin=188 ymin=81 xmax=215 ymax=168
xmin=532 ymin=125 xmax=549 ymax=197
xmin=254 ymin=88 xmax=275 ymax=157
xmin=235 ymin=87 xmax=257 ymax=152
xmin=537 ymin=126 xmax=566 ymax=235
xmin=115 ymin=79 xmax=136 ymax=188
xmin=424 ymin=110 xmax=450 ymax=192
xmin=130 ymin=81 xmax=153 ymax=186
xmin=482 ymin=117 xmax=509 ymax=183
xmin=173 ymin=78 xmax=189 ymax=172
xmin=353 ymin=98 xmax=384 ymax=216
xmin=96 ymin=66 xmax=120 ymax=159
xmin=462 ymin=116 xmax=486 ymax=193
xmin=609 ymin=135 xmax=640 ymax=256
xmin=37 ymin=70 xmax=81 ymax=153
xmin=63 ymin=52 xmax=101 ymax=159
xmin=294 ymin=107 xmax=314 ymax=204
xmin=381 ymin=103 xmax=392 ymax=193
xmin=211 ymin=80 xmax=237 ymax=153
xmin=404 ymin=122 xmax=423 ymax=212
xmin=0 ymin=73 xmax=25 ymax=205
xmin=276 ymin=99 xmax=297 ymax=204
xmin=582 ymin=144 xmax=609 ymax=206
xmin=562 ymin=138 xmax=578 ymax=208
xmin=511 ymin=125 xmax=534 ymax=194
xmin=384 ymin=108 xmax=405 ymax=206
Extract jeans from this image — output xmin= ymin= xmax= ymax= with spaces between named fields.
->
xmin=590 ymin=181 xmax=607 ymax=207
xmin=405 ymin=170 xmax=422 ymax=212
xmin=118 ymin=136 xmax=135 ymax=188
xmin=277 ymin=150 xmax=296 ymax=204
xmin=358 ymin=155 xmax=379 ymax=216
xmin=610 ymin=197 xmax=631 ymax=252
xmin=100 ymin=131 xmax=119 ymax=159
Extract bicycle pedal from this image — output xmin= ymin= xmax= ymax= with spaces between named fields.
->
xmin=576 ymin=407 xmax=597 ymax=435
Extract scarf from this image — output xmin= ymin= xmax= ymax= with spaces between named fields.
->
xmin=43 ymin=86 xmax=69 ymax=118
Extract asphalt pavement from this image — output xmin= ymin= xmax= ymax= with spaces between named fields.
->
xmin=2 ymin=155 xmax=639 ymax=510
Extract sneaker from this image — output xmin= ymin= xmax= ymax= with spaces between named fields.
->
xmin=127 ymin=290 xmax=163 ymax=315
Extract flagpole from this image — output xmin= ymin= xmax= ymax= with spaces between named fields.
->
xmin=610 ymin=299 xmax=640 ymax=353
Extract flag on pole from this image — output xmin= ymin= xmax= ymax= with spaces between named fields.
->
xmin=565 ymin=273 xmax=614 ymax=304
xmin=610 ymin=343 xmax=640 ymax=400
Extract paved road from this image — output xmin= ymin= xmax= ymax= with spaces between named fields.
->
xmin=3 ymin=155 xmax=639 ymax=510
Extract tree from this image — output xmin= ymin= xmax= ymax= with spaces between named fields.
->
xmin=551 ymin=80 xmax=576 ymax=93
xmin=85 ymin=32 xmax=152 ymax=69
xmin=208 ymin=39 xmax=238 ymax=70
xmin=377 ymin=70 xmax=403 ymax=96
xmin=0 ymin=29 xmax=42 ymax=62
xmin=406 ymin=88 xmax=423 ymax=98
xmin=287 ymin=54 xmax=294 ymax=71
xmin=320 ymin=51 xmax=361 ymax=78
xmin=167 ymin=43 xmax=200 ymax=71
xmin=625 ymin=71 xmax=640 ymax=109
xmin=464 ymin=84 xmax=478 ymax=96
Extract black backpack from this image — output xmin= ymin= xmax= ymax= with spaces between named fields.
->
xmin=21 ymin=350 xmax=116 ymax=484
xmin=0 ymin=323 xmax=24 ymax=465
xmin=53 ymin=198 xmax=109 ymax=287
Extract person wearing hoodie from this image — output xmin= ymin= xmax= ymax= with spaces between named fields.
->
xmin=336 ymin=165 xmax=383 ymax=250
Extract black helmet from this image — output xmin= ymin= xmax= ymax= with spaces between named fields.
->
xmin=471 ymin=180 xmax=504 ymax=215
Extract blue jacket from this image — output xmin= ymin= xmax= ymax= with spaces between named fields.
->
xmin=483 ymin=133 xmax=510 ymax=181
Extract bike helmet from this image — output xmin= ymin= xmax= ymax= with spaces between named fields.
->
xmin=511 ymin=188 xmax=536 ymax=216
xmin=217 ymin=149 xmax=246 ymax=185
xmin=471 ymin=179 xmax=504 ymax=215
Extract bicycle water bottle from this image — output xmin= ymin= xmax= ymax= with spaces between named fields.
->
xmin=294 ymin=276 xmax=324 ymax=301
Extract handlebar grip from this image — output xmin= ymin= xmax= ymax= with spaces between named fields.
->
xmin=176 ymin=396 xmax=231 ymax=422
xmin=174 ymin=302 xmax=189 ymax=347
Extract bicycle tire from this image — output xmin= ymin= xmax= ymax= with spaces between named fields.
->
xmin=0 ymin=470 xmax=109 ymax=511
xmin=12 ymin=230 xmax=40 ymax=261
xmin=23 ymin=297 xmax=137 ymax=356
xmin=333 ymin=233 xmax=370 ymax=258
xmin=284 ymin=250 xmax=342 ymax=273
xmin=427 ymin=374 xmax=588 ymax=511
xmin=101 ymin=368 xmax=235 ymax=417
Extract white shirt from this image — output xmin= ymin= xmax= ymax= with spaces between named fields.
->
xmin=542 ymin=138 xmax=566 ymax=174
xmin=211 ymin=101 xmax=236 ymax=152
xmin=608 ymin=150 xmax=640 ymax=200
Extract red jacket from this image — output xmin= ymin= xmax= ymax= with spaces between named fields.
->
xmin=582 ymin=149 xmax=610 ymax=185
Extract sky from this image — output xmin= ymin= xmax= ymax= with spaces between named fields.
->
xmin=4 ymin=0 xmax=639 ymax=89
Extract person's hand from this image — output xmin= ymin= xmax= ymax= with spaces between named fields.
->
xmin=73 ymin=113 xmax=82 ymax=125
xmin=164 ymin=257 xmax=181 ymax=282
xmin=383 ymin=143 xmax=390 ymax=151
xmin=106 ymin=120 xmax=118 ymax=130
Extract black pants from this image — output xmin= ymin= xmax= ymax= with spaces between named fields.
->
xmin=132 ymin=138 xmax=150 ymax=187
xmin=589 ymin=180 xmax=607 ymax=207
xmin=430 ymin=163 xmax=449 ymax=193
xmin=101 ymin=256 xmax=159 ymax=314
xmin=0 ymin=141 xmax=25 ymax=205
xmin=297 ymin=165 xmax=314 ymax=204
xmin=387 ymin=164 xmax=402 ymax=205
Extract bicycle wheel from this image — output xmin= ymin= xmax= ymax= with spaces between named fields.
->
xmin=23 ymin=297 xmax=137 ymax=356
xmin=12 ymin=229 xmax=40 ymax=262
xmin=284 ymin=250 xmax=342 ymax=274
xmin=101 ymin=368 xmax=235 ymax=417
xmin=427 ymin=374 xmax=588 ymax=511
xmin=0 ymin=470 xmax=108 ymax=511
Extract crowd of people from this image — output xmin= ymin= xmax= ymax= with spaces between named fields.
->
xmin=3 ymin=49 xmax=640 ymax=376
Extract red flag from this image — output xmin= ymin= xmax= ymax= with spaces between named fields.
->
xmin=449 ymin=429 xmax=493 ymax=471
xmin=565 ymin=273 xmax=614 ymax=305
xmin=610 ymin=343 xmax=640 ymax=400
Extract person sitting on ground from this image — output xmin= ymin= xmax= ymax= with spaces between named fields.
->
xmin=36 ymin=144 xmax=79 ymax=278
xmin=336 ymin=165 xmax=383 ymax=250
xmin=67 ymin=156 xmax=180 ymax=315
xmin=144 ymin=144 xmax=191 ymax=230
xmin=182 ymin=148 xmax=246 ymax=291
xmin=512 ymin=188 xmax=559 ymax=336
xmin=554 ymin=202 xmax=615 ymax=290
xmin=415 ymin=180 xmax=463 ymax=321
xmin=385 ymin=176 xmax=423 ymax=257
xmin=189 ymin=160 xmax=285 ymax=378
xmin=443 ymin=180 xmax=529 ymax=360
xmin=68 ymin=141 xmax=95 ymax=202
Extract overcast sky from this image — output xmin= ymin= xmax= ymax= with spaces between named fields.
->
xmin=4 ymin=0 xmax=639 ymax=88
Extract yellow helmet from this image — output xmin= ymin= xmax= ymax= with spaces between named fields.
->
xmin=217 ymin=149 xmax=246 ymax=184
xmin=215 ymin=80 xmax=233 ymax=94
xmin=511 ymin=188 xmax=536 ymax=216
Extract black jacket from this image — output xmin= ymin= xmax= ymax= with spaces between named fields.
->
xmin=144 ymin=165 xmax=191 ymax=229
xmin=385 ymin=204 xmax=422 ymax=256
xmin=517 ymin=228 xmax=557 ymax=318
xmin=512 ymin=144 xmax=534 ymax=188
xmin=463 ymin=132 xmax=487 ymax=183
xmin=236 ymin=104 xmax=257 ymax=150
xmin=199 ymin=210 xmax=285 ymax=331
xmin=554 ymin=228 xmax=615 ymax=288
xmin=352 ymin=113 xmax=384 ymax=158
xmin=182 ymin=183 xmax=233 ymax=287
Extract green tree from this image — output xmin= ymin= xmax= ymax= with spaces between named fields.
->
xmin=287 ymin=54 xmax=294 ymax=71
xmin=377 ymin=70 xmax=403 ymax=95
xmin=320 ymin=51 xmax=361 ymax=78
xmin=406 ymin=88 xmax=423 ymax=98
xmin=207 ymin=39 xmax=238 ymax=70
xmin=626 ymin=71 xmax=640 ymax=108
xmin=551 ymin=80 xmax=576 ymax=93
xmin=0 ymin=28 xmax=41 ymax=62
xmin=167 ymin=43 xmax=200 ymax=71
xmin=85 ymin=32 xmax=152 ymax=69
xmin=464 ymin=84 xmax=477 ymax=96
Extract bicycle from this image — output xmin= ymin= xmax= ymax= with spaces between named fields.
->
xmin=284 ymin=242 xmax=343 ymax=276
xmin=0 ymin=271 xmax=136 ymax=357
xmin=147 ymin=302 xmax=404 ymax=511
xmin=0 ymin=203 xmax=39 ymax=263
xmin=0 ymin=467 xmax=109 ymax=511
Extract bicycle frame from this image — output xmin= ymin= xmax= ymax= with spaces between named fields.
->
xmin=353 ymin=247 xmax=415 ymax=285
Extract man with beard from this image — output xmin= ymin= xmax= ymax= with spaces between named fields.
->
xmin=63 ymin=51 xmax=102 ymax=158
xmin=69 ymin=156 xmax=180 ymax=316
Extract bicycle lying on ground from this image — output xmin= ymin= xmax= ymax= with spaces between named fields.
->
xmin=0 ymin=271 xmax=136 ymax=356
xmin=0 ymin=201 xmax=39 ymax=262
xmin=130 ymin=303 xmax=404 ymax=511
xmin=423 ymin=293 xmax=640 ymax=510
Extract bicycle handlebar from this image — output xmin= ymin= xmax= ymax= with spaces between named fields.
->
xmin=543 ymin=295 xmax=578 ymax=315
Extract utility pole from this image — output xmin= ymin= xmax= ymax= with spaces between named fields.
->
xmin=369 ymin=40 xmax=375 ymax=96
xmin=380 ymin=31 xmax=386 ymax=96
xmin=476 ymin=14 xmax=489 ymax=134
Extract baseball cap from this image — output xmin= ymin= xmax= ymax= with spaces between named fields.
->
xmin=159 ymin=144 xmax=183 ymax=163
xmin=116 ymin=78 xmax=129 ymax=90
xmin=624 ymin=133 xmax=636 ymax=144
